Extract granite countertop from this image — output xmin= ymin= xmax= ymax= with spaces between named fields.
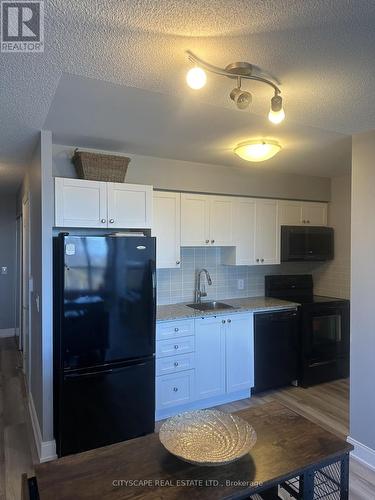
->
xmin=157 ymin=296 xmax=300 ymax=322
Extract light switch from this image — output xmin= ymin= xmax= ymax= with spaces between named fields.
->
xmin=1 ymin=266 xmax=7 ymax=275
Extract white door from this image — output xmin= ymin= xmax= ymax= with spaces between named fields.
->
xmin=16 ymin=216 xmax=22 ymax=349
xmin=107 ymin=182 xmax=153 ymax=229
xmin=55 ymin=177 xmax=107 ymax=228
xmin=22 ymin=197 xmax=30 ymax=383
xmin=181 ymin=193 xmax=210 ymax=246
xmin=278 ymin=200 xmax=302 ymax=225
xmin=255 ymin=199 xmax=279 ymax=265
xmin=209 ymin=196 xmax=234 ymax=246
xmin=301 ymin=202 xmax=327 ymax=226
xmin=195 ymin=316 xmax=226 ymax=400
xmin=153 ymin=192 xmax=181 ymax=268
xmin=226 ymin=313 xmax=254 ymax=393
xmin=233 ymin=198 xmax=256 ymax=265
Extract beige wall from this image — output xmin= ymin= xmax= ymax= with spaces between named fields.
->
xmin=313 ymin=174 xmax=351 ymax=298
xmin=350 ymin=130 xmax=375 ymax=456
xmin=52 ymin=144 xmax=331 ymax=202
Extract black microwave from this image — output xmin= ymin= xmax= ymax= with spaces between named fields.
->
xmin=281 ymin=226 xmax=334 ymax=262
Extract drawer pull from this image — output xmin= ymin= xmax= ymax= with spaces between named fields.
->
xmin=174 ymin=345 xmax=179 ymax=349
xmin=222 ymin=319 xmax=226 ymax=324
xmin=174 ymin=362 xmax=179 ymax=367
xmin=174 ymin=327 xmax=179 ymax=332
xmin=173 ymin=387 xmax=178 ymax=392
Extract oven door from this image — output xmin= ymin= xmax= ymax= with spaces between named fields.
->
xmin=302 ymin=303 xmax=350 ymax=364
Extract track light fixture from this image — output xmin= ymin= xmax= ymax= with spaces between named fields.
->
xmin=229 ymin=77 xmax=252 ymax=110
xmin=186 ymin=51 xmax=285 ymax=124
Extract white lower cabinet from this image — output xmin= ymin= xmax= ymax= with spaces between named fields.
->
xmin=226 ymin=313 xmax=254 ymax=392
xmin=195 ymin=316 xmax=226 ymax=400
xmin=156 ymin=370 xmax=195 ymax=410
xmin=155 ymin=313 xmax=254 ymax=419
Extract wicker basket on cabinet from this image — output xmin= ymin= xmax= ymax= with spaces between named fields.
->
xmin=72 ymin=149 xmax=130 ymax=182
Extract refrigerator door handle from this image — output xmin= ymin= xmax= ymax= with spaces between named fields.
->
xmin=65 ymin=369 xmax=114 ymax=379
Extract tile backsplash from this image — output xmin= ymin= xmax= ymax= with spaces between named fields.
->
xmin=156 ymin=247 xmax=321 ymax=305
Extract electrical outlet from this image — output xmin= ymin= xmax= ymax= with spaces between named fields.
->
xmin=1 ymin=266 xmax=7 ymax=275
xmin=237 ymin=279 xmax=244 ymax=290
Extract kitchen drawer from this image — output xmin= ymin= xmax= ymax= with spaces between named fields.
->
xmin=156 ymin=352 xmax=195 ymax=376
xmin=156 ymin=318 xmax=194 ymax=341
xmin=156 ymin=336 xmax=195 ymax=358
xmin=156 ymin=370 xmax=195 ymax=409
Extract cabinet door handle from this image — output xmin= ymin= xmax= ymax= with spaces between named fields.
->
xmin=256 ymin=258 xmax=260 ymax=263
xmin=176 ymin=261 xmax=180 ymax=265
xmin=174 ymin=327 xmax=179 ymax=332
xmin=261 ymin=258 xmax=264 ymax=263
xmin=101 ymin=219 xmax=106 ymax=223
xmin=307 ymin=220 xmax=310 ymax=223
xmin=173 ymin=387 xmax=178 ymax=392
xmin=174 ymin=362 xmax=179 ymax=367
xmin=227 ymin=319 xmax=231 ymax=323
xmin=211 ymin=239 xmax=215 ymax=244
xmin=205 ymin=239 xmax=209 ymax=244
xmin=302 ymin=220 xmax=306 ymax=224
xmin=222 ymin=319 xmax=226 ymax=324
xmin=174 ymin=345 xmax=179 ymax=349
xmin=109 ymin=219 xmax=114 ymax=223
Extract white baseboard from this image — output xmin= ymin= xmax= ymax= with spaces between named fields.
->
xmin=28 ymin=392 xmax=57 ymax=463
xmin=0 ymin=328 xmax=14 ymax=338
xmin=347 ymin=436 xmax=375 ymax=471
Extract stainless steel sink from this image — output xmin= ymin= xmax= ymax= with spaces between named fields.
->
xmin=186 ymin=301 xmax=234 ymax=312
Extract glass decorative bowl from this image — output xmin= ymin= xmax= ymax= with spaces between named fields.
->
xmin=159 ymin=409 xmax=257 ymax=466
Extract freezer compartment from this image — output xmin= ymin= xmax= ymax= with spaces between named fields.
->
xmin=55 ymin=357 xmax=155 ymax=457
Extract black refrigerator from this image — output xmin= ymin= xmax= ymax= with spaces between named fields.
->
xmin=53 ymin=234 xmax=156 ymax=457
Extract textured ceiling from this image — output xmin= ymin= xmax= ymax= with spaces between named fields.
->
xmin=1 ymin=0 xmax=375 ymax=190
xmin=46 ymin=74 xmax=351 ymax=178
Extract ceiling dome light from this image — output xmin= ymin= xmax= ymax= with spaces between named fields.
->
xmin=186 ymin=66 xmax=207 ymax=89
xmin=268 ymin=94 xmax=285 ymax=124
xmin=234 ymin=140 xmax=282 ymax=162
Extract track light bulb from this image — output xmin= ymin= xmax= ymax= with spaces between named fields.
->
xmin=230 ymin=87 xmax=252 ymax=110
xmin=186 ymin=66 xmax=207 ymax=90
xmin=268 ymin=94 xmax=285 ymax=124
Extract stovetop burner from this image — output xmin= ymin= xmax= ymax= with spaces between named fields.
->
xmin=265 ymin=274 xmax=348 ymax=305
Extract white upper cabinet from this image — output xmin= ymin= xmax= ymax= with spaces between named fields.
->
xmin=153 ymin=191 xmax=181 ymax=269
xmin=181 ymin=193 xmax=234 ymax=247
xmin=180 ymin=193 xmax=211 ymax=246
xmin=55 ymin=177 xmax=107 ymax=228
xmin=54 ymin=177 xmax=153 ymax=229
xmin=107 ymin=182 xmax=152 ymax=229
xmin=278 ymin=200 xmax=327 ymax=226
xmin=226 ymin=313 xmax=254 ymax=393
xmin=254 ymin=199 xmax=279 ymax=265
xmin=301 ymin=202 xmax=327 ymax=226
xmin=278 ymin=200 xmax=302 ymax=226
xmin=209 ymin=196 xmax=234 ymax=246
xmin=232 ymin=197 xmax=256 ymax=265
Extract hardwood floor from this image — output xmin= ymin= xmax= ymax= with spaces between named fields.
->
xmin=0 ymin=337 xmax=35 ymax=500
xmin=0 ymin=336 xmax=374 ymax=499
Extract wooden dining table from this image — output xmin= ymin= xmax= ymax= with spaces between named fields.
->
xmin=31 ymin=402 xmax=353 ymax=499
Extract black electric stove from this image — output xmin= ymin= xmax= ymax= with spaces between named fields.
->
xmin=265 ymin=275 xmax=350 ymax=387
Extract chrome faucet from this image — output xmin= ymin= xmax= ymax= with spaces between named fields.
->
xmin=195 ymin=268 xmax=212 ymax=303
